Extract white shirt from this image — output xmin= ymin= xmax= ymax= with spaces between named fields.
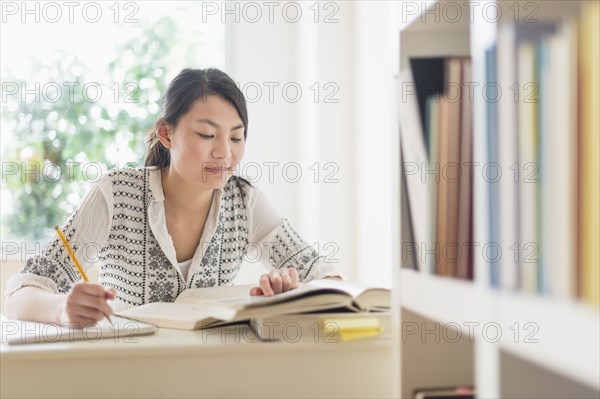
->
xmin=178 ymin=259 xmax=193 ymax=281
xmin=5 ymin=167 xmax=338 ymax=311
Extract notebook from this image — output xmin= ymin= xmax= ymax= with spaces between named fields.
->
xmin=1 ymin=315 xmax=157 ymax=345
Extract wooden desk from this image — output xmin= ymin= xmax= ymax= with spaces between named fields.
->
xmin=1 ymin=323 xmax=392 ymax=398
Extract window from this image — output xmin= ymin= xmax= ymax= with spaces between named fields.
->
xmin=1 ymin=1 xmax=226 ymax=257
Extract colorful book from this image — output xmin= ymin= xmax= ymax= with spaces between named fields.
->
xmin=497 ymin=22 xmax=520 ymax=291
xmin=485 ymin=44 xmax=500 ymax=287
xmin=426 ymin=94 xmax=441 ymax=274
xmin=457 ymin=58 xmax=474 ymax=280
xmin=435 ymin=96 xmax=451 ymax=277
xmin=398 ymin=66 xmax=431 ymax=272
xmin=401 ymin=149 xmax=418 ymax=270
xmin=517 ymin=38 xmax=539 ymax=294
xmin=579 ymin=1 xmax=600 ymax=307
xmin=437 ymin=58 xmax=463 ymax=277
xmin=537 ymin=34 xmax=551 ymax=295
xmin=546 ymin=17 xmax=578 ymax=299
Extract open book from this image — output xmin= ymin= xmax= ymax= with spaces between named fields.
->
xmin=115 ymin=280 xmax=390 ymax=330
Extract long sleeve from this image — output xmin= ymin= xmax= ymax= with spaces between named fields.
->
xmin=4 ymin=177 xmax=113 ymax=301
xmin=246 ymin=183 xmax=339 ymax=282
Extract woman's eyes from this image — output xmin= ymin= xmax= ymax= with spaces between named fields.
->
xmin=196 ymin=133 xmax=242 ymax=142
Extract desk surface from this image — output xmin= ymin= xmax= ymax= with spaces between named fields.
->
xmin=1 ymin=322 xmax=393 ymax=398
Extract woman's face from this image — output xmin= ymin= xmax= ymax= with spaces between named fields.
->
xmin=165 ymin=95 xmax=245 ymax=189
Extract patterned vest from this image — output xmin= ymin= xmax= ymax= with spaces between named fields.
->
xmin=20 ymin=168 xmax=322 ymax=311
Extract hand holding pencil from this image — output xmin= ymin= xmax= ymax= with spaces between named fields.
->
xmin=54 ymin=226 xmax=116 ymax=328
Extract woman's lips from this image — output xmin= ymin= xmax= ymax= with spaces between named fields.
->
xmin=205 ymin=167 xmax=229 ymax=174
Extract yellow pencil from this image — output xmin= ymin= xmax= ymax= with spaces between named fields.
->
xmin=54 ymin=226 xmax=112 ymax=324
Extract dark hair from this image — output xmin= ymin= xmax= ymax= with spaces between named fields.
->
xmin=145 ymin=68 xmax=248 ymax=168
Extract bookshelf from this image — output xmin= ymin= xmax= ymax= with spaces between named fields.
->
xmin=393 ymin=1 xmax=600 ymax=398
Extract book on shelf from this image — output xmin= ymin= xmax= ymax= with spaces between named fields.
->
xmin=491 ymin=6 xmax=599 ymax=306
xmin=115 ymin=280 xmax=391 ymax=330
xmin=485 ymin=43 xmax=501 ymax=288
xmin=398 ymin=56 xmax=474 ymax=280
xmin=398 ymin=57 xmax=474 ymax=279
xmin=436 ymin=58 xmax=463 ymax=278
xmin=495 ymin=21 xmax=556 ymax=294
xmin=496 ymin=20 xmax=569 ymax=294
xmin=434 ymin=95 xmax=453 ymax=277
xmin=545 ymin=17 xmax=578 ymax=299
xmin=401 ymin=148 xmax=419 ymax=270
xmin=398 ymin=65 xmax=431 ymax=273
xmin=251 ymin=311 xmax=391 ymax=342
xmin=516 ymin=36 xmax=538 ymax=294
xmin=579 ymin=0 xmax=599 ymax=307
xmin=425 ymin=94 xmax=441 ymax=276
xmin=1 ymin=315 xmax=157 ymax=346
xmin=457 ymin=58 xmax=474 ymax=280
xmin=496 ymin=22 xmax=520 ymax=292
xmin=520 ymin=23 xmax=561 ymax=295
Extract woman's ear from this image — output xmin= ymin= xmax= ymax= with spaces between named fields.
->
xmin=155 ymin=120 xmax=173 ymax=149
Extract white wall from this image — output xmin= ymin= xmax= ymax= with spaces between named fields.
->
xmin=228 ymin=1 xmax=396 ymax=288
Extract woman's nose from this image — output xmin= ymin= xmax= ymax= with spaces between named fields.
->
xmin=212 ymin=137 xmax=231 ymax=160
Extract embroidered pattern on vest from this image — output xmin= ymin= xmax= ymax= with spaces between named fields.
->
xmin=20 ymin=209 xmax=82 ymax=293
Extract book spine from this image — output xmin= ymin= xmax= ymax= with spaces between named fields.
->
xmin=457 ymin=58 xmax=474 ymax=280
xmin=497 ymin=23 xmax=520 ymax=292
xmin=485 ymin=46 xmax=500 ymax=287
xmin=517 ymin=40 xmax=538 ymax=294
xmin=579 ymin=1 xmax=600 ymax=307
xmin=547 ymin=18 xmax=578 ymax=299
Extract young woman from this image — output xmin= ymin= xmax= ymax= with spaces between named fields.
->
xmin=5 ymin=68 xmax=340 ymax=327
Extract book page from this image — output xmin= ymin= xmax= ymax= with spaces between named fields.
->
xmin=175 ymin=281 xmax=389 ymax=312
xmin=117 ymin=302 xmax=237 ymax=328
xmin=174 ymin=284 xmax=255 ymax=304
xmin=176 ymin=282 xmax=352 ymax=310
xmin=305 ymin=280 xmax=390 ymax=310
xmin=305 ymin=279 xmax=369 ymax=299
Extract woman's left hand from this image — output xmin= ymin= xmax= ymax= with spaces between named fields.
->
xmin=249 ymin=267 xmax=300 ymax=296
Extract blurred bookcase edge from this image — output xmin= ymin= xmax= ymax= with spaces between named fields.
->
xmin=394 ymin=1 xmax=600 ymax=398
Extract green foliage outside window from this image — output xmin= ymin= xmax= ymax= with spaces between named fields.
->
xmin=1 ymin=17 xmax=177 ymax=243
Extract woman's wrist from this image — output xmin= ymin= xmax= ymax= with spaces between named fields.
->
xmin=54 ymin=295 xmax=68 ymax=325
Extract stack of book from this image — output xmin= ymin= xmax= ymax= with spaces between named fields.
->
xmin=399 ymin=56 xmax=474 ymax=281
xmin=116 ymin=280 xmax=391 ymax=341
xmin=486 ymin=3 xmax=599 ymax=305
xmin=399 ymin=2 xmax=599 ymax=308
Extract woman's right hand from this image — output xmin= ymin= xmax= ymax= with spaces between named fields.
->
xmin=60 ymin=282 xmax=116 ymax=327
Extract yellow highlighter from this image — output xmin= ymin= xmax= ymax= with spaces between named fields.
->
xmin=323 ymin=317 xmax=383 ymax=342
